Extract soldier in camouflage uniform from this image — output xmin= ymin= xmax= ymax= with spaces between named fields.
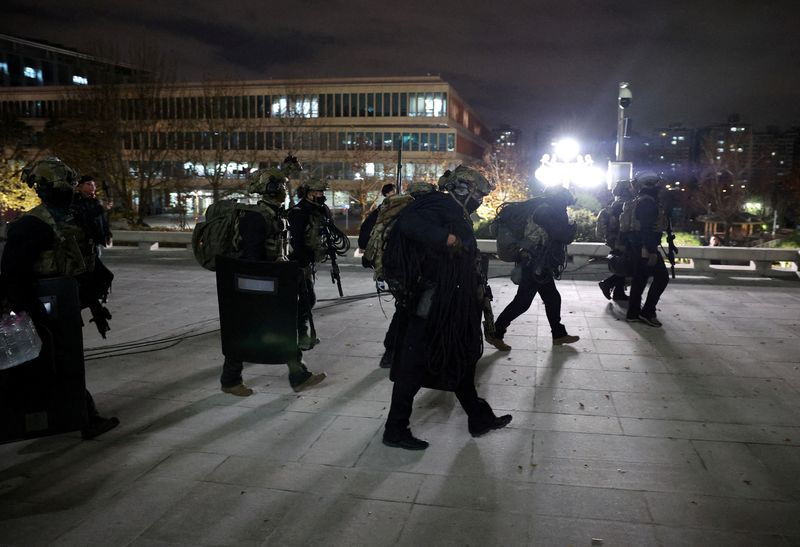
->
xmin=219 ymin=169 xmax=325 ymax=395
xmin=287 ymin=177 xmax=330 ymax=350
xmin=0 ymin=158 xmax=119 ymax=439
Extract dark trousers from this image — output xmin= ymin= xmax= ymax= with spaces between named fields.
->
xmin=385 ymin=374 xmax=481 ymax=436
xmin=627 ymin=256 xmax=669 ymax=318
xmin=297 ymin=276 xmax=316 ymax=337
xmin=221 ymin=350 xmax=308 ymax=388
xmin=600 ymin=273 xmax=626 ymax=295
xmin=495 ymin=275 xmax=567 ymax=339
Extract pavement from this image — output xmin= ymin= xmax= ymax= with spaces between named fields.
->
xmin=1 ymin=248 xmax=799 ymax=547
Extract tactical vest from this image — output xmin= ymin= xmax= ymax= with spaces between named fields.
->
xmin=233 ymin=202 xmax=288 ymax=262
xmin=302 ymin=205 xmax=326 ymax=263
xmin=24 ymin=204 xmax=92 ymax=277
xmin=618 ymin=194 xmax=666 ymax=234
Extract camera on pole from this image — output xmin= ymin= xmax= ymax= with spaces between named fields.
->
xmin=618 ymin=82 xmax=632 ymax=109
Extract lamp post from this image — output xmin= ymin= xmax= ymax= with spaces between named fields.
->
xmin=616 ymin=82 xmax=632 ymax=162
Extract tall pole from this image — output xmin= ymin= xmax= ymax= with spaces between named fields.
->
xmin=616 ymin=102 xmax=626 ymax=161
xmin=616 ymin=82 xmax=632 ymax=162
xmin=395 ymin=141 xmax=403 ymax=193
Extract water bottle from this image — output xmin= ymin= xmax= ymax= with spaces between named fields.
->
xmin=0 ymin=311 xmax=43 ymax=370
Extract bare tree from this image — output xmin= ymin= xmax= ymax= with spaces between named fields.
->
xmin=185 ymin=79 xmax=257 ymax=201
xmin=693 ymin=133 xmax=751 ymax=240
xmin=44 ymin=42 xmax=181 ymax=225
xmin=475 ymin=146 xmax=531 ymax=220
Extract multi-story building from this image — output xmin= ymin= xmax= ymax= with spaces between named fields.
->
xmin=640 ymin=123 xmax=694 ymax=183
xmin=0 ymin=33 xmax=138 ymax=87
xmin=1 ymin=75 xmax=491 ymax=216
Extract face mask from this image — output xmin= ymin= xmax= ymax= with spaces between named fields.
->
xmin=313 ymin=195 xmax=327 ymax=205
xmin=466 ymin=196 xmax=483 ymax=213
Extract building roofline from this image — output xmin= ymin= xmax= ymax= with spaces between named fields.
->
xmin=0 ymin=32 xmax=138 ymax=71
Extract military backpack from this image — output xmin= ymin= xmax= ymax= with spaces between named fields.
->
xmin=363 ymin=194 xmax=415 ymax=281
xmin=490 ymin=198 xmax=544 ymax=262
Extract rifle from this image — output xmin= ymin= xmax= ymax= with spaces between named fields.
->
xmin=479 ymin=253 xmax=497 ymax=337
xmin=320 ymin=207 xmax=350 ymax=297
xmin=664 ymin=213 xmax=678 ymax=279
xmin=88 ymin=301 xmax=112 ymax=339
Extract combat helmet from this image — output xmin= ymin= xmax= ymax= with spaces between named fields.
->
xmin=611 ymin=180 xmax=633 ymax=199
xmin=406 ymin=180 xmax=436 ymax=196
xmin=249 ymin=167 xmax=288 ymax=199
xmin=22 ymin=157 xmax=78 ymax=206
xmin=439 ymin=165 xmax=495 ymax=198
xmin=301 ymin=177 xmax=329 ymax=192
xmin=23 ymin=157 xmax=77 ymax=192
xmin=632 ymin=170 xmax=661 ymax=193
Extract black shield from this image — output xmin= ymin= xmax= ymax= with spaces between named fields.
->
xmin=0 ymin=277 xmax=88 ymax=444
xmin=215 ymin=255 xmax=299 ymax=364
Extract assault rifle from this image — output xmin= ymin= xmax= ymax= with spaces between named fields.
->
xmin=664 ymin=214 xmax=678 ymax=279
xmin=320 ymin=207 xmax=350 ymax=297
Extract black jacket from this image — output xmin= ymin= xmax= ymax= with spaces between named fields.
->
xmin=390 ymin=192 xmax=482 ymax=391
xmin=357 ymin=205 xmax=381 ymax=250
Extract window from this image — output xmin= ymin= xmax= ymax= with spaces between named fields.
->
xmin=400 ymin=93 xmax=407 ymax=116
xmin=391 ymin=93 xmax=399 ymax=117
xmin=447 ymin=133 xmax=455 ymax=151
xmin=367 ymin=93 xmax=375 ymax=116
xmin=438 ymin=133 xmax=446 ymax=151
xmin=408 ymin=92 xmax=417 ymax=116
xmin=420 ymin=133 xmax=429 ymax=150
xmin=341 ymin=94 xmax=350 ymax=117
xmin=72 ymin=75 xmax=88 ymax=85
xmin=359 ymin=93 xmax=366 ymax=116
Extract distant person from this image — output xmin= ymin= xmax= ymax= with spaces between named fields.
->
xmin=596 ymin=180 xmax=632 ymax=302
xmin=219 ymin=169 xmax=325 ymax=395
xmin=73 ymin=175 xmax=112 ymax=249
xmin=623 ymin=171 xmax=670 ymax=327
xmin=357 ymin=183 xmax=396 ymax=255
xmin=486 ymin=186 xmax=581 ymax=350
xmin=709 ymin=235 xmax=721 ymax=246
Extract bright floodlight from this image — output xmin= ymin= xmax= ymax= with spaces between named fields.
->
xmin=554 ymin=138 xmax=579 ymax=162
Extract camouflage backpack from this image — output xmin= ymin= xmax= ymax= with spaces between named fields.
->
xmin=490 ymin=198 xmax=544 ymax=262
xmin=192 ymin=200 xmax=239 ymax=271
xmin=364 ymin=194 xmax=415 ymax=280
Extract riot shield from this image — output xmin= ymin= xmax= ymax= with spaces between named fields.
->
xmin=215 ymin=255 xmax=299 ymax=364
xmin=0 ymin=277 xmax=88 ymax=443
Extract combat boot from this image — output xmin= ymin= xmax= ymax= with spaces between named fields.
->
xmin=468 ymin=399 xmax=512 ymax=437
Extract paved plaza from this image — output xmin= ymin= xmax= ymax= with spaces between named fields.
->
xmin=1 ymin=248 xmax=799 ymax=546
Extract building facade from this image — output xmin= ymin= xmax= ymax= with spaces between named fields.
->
xmin=1 ymin=75 xmax=491 ymax=217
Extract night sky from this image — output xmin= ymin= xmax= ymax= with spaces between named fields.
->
xmin=5 ymin=0 xmax=800 ymax=143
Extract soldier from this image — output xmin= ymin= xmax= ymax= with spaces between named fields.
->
xmin=486 ymin=185 xmax=581 ymax=351
xmin=287 ymin=177 xmax=330 ymax=350
xmin=357 ymin=183 xmax=396 ymax=255
xmin=623 ymin=171 xmax=669 ymax=327
xmin=597 ymin=180 xmax=632 ymax=302
xmin=219 ymin=169 xmax=326 ymax=395
xmin=381 ymin=166 xmax=512 ymax=450
xmin=0 ymin=158 xmax=118 ymax=439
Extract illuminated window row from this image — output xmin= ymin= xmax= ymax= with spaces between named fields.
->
xmin=121 ymin=130 xmax=456 ymax=152
xmin=0 ymin=91 xmax=448 ymax=120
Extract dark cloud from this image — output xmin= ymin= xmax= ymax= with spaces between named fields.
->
xmin=3 ymin=0 xmax=800 ymax=141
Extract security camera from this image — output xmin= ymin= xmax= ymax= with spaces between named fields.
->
xmin=618 ymin=83 xmax=632 ymax=109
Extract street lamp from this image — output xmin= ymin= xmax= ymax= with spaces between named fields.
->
xmin=535 ymin=138 xmax=606 ymax=189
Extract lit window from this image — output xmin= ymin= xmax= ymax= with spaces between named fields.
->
xmin=0 ymin=62 xmax=8 ymax=74
xmin=24 ymin=66 xmax=43 ymax=81
xmin=730 ymin=127 xmax=737 ymax=132
xmin=72 ymin=75 xmax=88 ymax=85
xmin=365 ymin=163 xmax=375 ymax=177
